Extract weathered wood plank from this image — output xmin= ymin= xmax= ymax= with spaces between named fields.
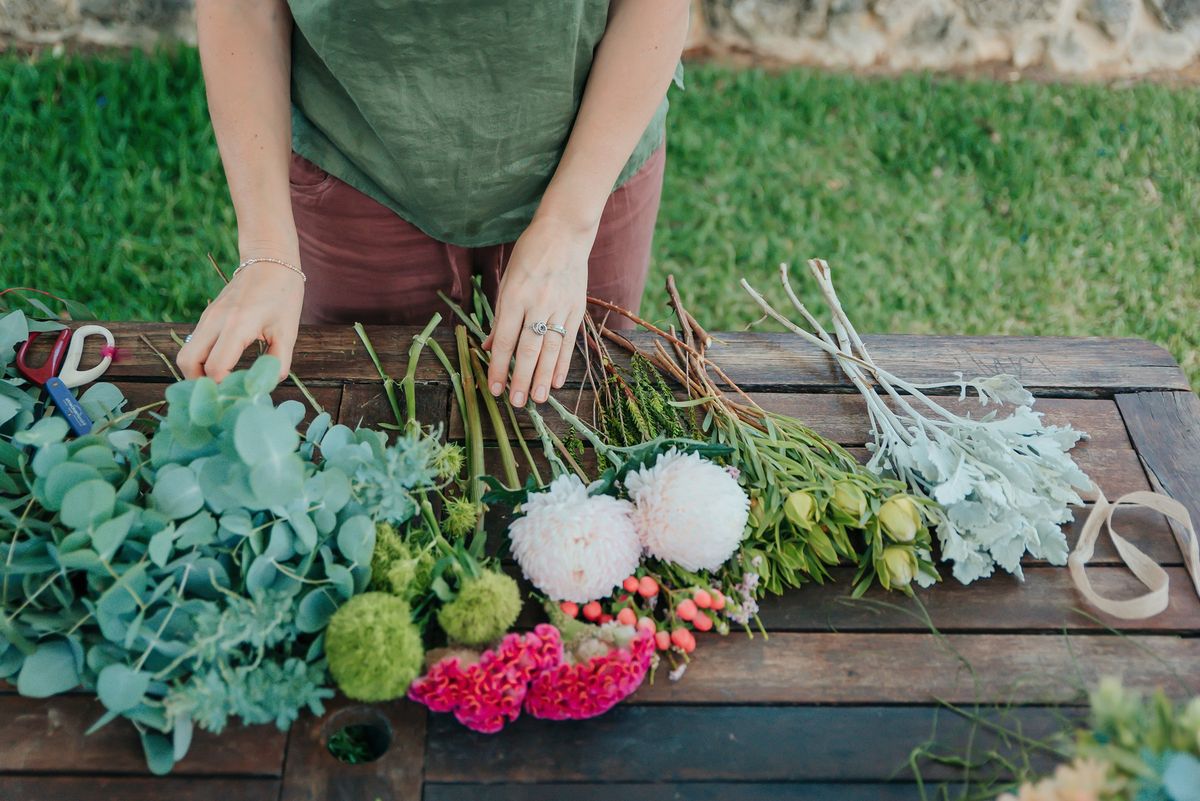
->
xmin=337 ymin=381 xmax=450 ymax=435
xmin=0 ymin=695 xmax=285 ymax=775
xmin=280 ymin=695 xmax=425 ymax=801
xmin=626 ymin=632 xmax=1198 ymax=705
xmin=425 ymin=782 xmax=929 ymax=801
xmin=0 ymin=777 xmax=279 ymax=801
xmin=511 ymin=565 xmax=1200 ymax=633
xmin=1116 ymin=390 xmax=1200 ymax=595
xmin=86 ymin=324 xmax=1188 ymax=394
xmin=749 ymin=566 xmax=1200 ymax=632
xmin=424 ymin=704 xmax=1074 ymax=783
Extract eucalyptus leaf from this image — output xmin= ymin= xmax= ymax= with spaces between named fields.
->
xmin=97 ymin=663 xmax=151 ymax=713
xmin=61 ymin=479 xmax=116 ymax=530
xmin=188 ymin=377 xmax=221 ymax=427
xmin=140 ymin=730 xmax=176 ymax=776
xmin=152 ymin=464 xmax=205 ymax=520
xmin=336 ymin=515 xmax=375 ymax=567
xmin=243 ymin=355 xmax=283 ymax=398
xmin=16 ymin=639 xmax=80 ymax=697
xmin=296 ymin=588 xmax=339 ymax=633
xmin=42 ymin=461 xmax=102 ymax=511
xmin=14 ymin=415 xmax=69 ymax=448
xmin=79 ymin=383 xmax=127 ymax=426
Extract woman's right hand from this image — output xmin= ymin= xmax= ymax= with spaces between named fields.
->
xmin=176 ymin=258 xmax=305 ymax=383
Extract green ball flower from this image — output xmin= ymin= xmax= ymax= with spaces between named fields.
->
xmin=437 ymin=570 xmax=522 ymax=646
xmin=325 ymin=592 xmax=424 ymax=702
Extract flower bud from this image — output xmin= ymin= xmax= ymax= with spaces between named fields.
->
xmin=882 ymin=547 xmax=916 ymax=589
xmin=879 ymin=495 xmax=920 ymax=543
xmin=807 ymin=528 xmax=838 ymax=564
xmin=784 ymin=491 xmax=818 ymax=529
xmin=832 ymin=482 xmax=868 ymax=520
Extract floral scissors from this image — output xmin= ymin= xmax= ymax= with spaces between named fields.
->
xmin=16 ymin=324 xmax=116 ymax=436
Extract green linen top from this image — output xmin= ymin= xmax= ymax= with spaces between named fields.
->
xmin=287 ymin=0 xmax=678 ymax=247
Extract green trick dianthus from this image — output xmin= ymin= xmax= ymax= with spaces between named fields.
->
xmin=325 ymin=592 xmax=424 ymax=702
xmin=436 ymin=570 xmax=522 ymax=646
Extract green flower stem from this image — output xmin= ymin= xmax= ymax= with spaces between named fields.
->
xmin=523 ymin=402 xmax=583 ymax=480
xmin=468 ymin=348 xmax=519 ymax=489
xmin=543 ymin=394 xmax=617 ymax=466
xmin=503 ymin=398 xmax=543 ymax=486
xmin=424 ymin=338 xmax=466 ymax=433
xmin=352 ymin=323 xmax=405 ymax=429
xmin=455 ymin=327 xmax=485 ymax=525
xmin=401 ymin=315 xmax=442 ymax=429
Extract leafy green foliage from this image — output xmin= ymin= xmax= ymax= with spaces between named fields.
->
xmin=0 ymin=313 xmax=441 ymax=773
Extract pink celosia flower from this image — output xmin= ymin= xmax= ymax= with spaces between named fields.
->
xmin=408 ymin=625 xmax=564 ymax=733
xmin=524 ymin=632 xmax=655 ymax=721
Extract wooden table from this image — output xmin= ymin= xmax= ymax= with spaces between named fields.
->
xmin=3 ymin=324 xmax=1198 ymax=801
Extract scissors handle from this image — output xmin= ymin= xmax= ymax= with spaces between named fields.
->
xmin=44 ymin=377 xmax=94 ymax=436
xmin=15 ymin=329 xmax=72 ymax=386
xmin=59 ymin=324 xmax=116 ymax=389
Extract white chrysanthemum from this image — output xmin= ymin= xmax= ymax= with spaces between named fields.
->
xmin=625 ymin=450 xmax=749 ymax=572
xmin=508 ymin=474 xmax=641 ymax=603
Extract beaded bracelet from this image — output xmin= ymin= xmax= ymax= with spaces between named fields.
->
xmin=232 ymin=257 xmax=306 ymax=283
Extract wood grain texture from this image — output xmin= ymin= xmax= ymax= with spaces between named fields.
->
xmin=337 ymin=381 xmax=450 ymax=433
xmin=425 ymin=782 xmax=930 ymax=801
xmin=511 ymin=565 xmax=1200 ymax=633
xmin=85 ymin=324 xmax=1188 ymax=393
xmin=0 ymin=695 xmax=285 ymax=775
xmin=1116 ymin=391 xmax=1200 ymax=592
xmin=0 ymin=777 xmax=279 ymax=801
xmin=626 ymin=632 xmax=1198 ymax=705
xmin=280 ymin=695 xmax=425 ymax=801
xmin=424 ymin=704 xmax=1075 ymax=783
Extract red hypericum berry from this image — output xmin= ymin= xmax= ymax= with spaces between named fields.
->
xmin=709 ymin=589 xmax=726 ymax=610
xmin=654 ymin=630 xmax=671 ymax=651
xmin=693 ymin=589 xmax=713 ymax=609
xmin=671 ymin=628 xmax=696 ymax=653
xmin=692 ymin=612 xmax=713 ymax=632
xmin=675 ymin=598 xmax=698 ymax=621
xmin=599 ymin=613 xmax=614 ymax=624
xmin=637 ymin=576 xmax=659 ymax=597
xmin=582 ymin=601 xmax=602 ymax=621
xmin=623 ymin=576 xmax=640 ymax=593
xmin=636 ymin=616 xmax=656 ymax=634
xmin=616 ymin=607 xmax=637 ymax=627
xmin=559 ymin=601 xmax=579 ymax=618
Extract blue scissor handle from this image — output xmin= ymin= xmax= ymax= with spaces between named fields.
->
xmin=44 ymin=377 xmax=94 ymax=436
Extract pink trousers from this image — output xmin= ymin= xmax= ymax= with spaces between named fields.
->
xmin=291 ymin=146 xmax=666 ymax=329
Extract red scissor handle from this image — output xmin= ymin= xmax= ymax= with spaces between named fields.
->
xmin=15 ymin=328 xmax=73 ymax=386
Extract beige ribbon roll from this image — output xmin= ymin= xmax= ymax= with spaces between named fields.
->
xmin=1068 ymin=488 xmax=1200 ymax=620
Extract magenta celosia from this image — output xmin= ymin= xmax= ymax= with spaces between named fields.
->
xmin=524 ymin=632 xmax=654 ymax=721
xmin=407 ymin=624 xmax=564 ymax=733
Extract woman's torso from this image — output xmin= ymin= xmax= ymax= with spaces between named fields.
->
xmin=288 ymin=0 xmax=672 ymax=247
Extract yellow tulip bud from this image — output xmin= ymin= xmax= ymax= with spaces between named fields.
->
xmin=832 ymin=482 xmax=868 ymax=520
xmin=879 ymin=495 xmax=920 ymax=543
xmin=882 ymin=546 xmax=916 ymax=589
xmin=784 ymin=491 xmax=818 ymax=529
xmin=807 ymin=528 xmax=838 ymax=564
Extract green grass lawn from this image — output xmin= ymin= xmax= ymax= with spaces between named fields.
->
xmin=2 ymin=48 xmax=1197 ymax=388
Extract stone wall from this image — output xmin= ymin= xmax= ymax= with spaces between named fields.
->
xmin=692 ymin=0 xmax=1200 ymax=74
xmin=2 ymin=0 xmax=1198 ymax=76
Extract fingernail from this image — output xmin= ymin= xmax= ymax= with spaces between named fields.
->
xmin=490 ymin=382 xmax=502 ymax=396
xmin=534 ymin=385 xmax=547 ymax=403
xmin=553 ymin=375 xmax=565 ymax=389
xmin=511 ymin=390 xmax=525 ymax=407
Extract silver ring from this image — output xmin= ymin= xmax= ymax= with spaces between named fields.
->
xmin=184 ymin=334 xmax=193 ymax=344
xmin=529 ymin=321 xmax=548 ymax=336
xmin=546 ymin=324 xmax=568 ymax=337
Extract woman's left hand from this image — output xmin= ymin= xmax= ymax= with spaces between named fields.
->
xmin=484 ymin=215 xmax=594 ymax=407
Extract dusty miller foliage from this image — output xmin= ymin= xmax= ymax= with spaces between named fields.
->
xmin=0 ymin=311 xmax=440 ymax=774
